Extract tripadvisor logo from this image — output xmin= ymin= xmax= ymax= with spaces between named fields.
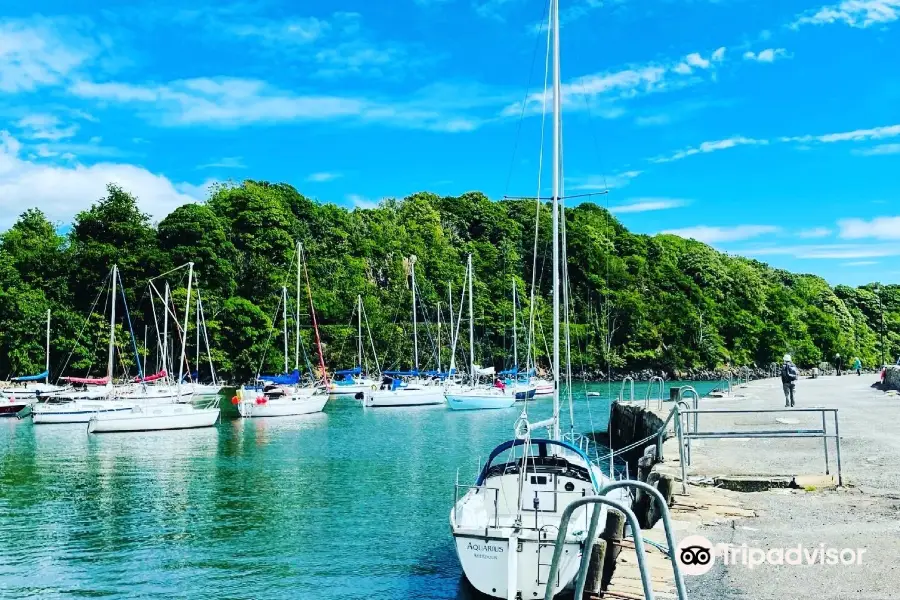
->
xmin=675 ymin=535 xmax=868 ymax=575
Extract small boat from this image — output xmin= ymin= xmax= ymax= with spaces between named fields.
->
xmin=192 ymin=384 xmax=224 ymax=396
xmin=531 ymin=377 xmax=554 ymax=396
xmin=236 ymin=387 xmax=328 ymax=417
xmin=328 ymin=367 xmax=378 ymax=396
xmin=0 ymin=394 xmax=32 ymax=416
xmin=362 ymin=374 xmax=446 ymax=407
xmin=2 ymin=311 xmax=69 ymax=398
xmin=88 ymin=402 xmax=220 ymax=433
xmin=446 ymin=386 xmax=516 ymax=410
xmin=32 ymin=396 xmax=134 ymax=424
xmin=586 ymin=391 xmax=601 ymax=397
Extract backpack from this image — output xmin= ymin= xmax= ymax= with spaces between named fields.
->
xmin=782 ymin=363 xmax=798 ymax=383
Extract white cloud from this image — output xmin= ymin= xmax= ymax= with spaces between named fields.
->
xmin=651 ymin=136 xmax=768 ymax=163
xmin=854 ymin=143 xmax=900 ymax=156
xmin=15 ymin=114 xmax=78 ymax=141
xmin=744 ymin=243 xmax=900 ymax=259
xmin=610 ymin=198 xmax=690 ymax=214
xmin=198 ymin=156 xmax=245 ymax=169
xmin=838 ymin=216 xmax=900 ymax=240
xmin=711 ymin=47 xmax=727 ymax=62
xmin=798 ymin=227 xmax=833 ymax=239
xmin=843 ymin=260 xmax=878 ymax=266
xmin=69 ymin=77 xmax=484 ymax=132
xmin=229 ymin=17 xmax=330 ymax=46
xmin=662 ymin=225 xmax=780 ymax=244
xmin=781 ymin=124 xmax=900 ymax=145
xmin=0 ymin=131 xmax=201 ymax=229
xmin=568 ymin=170 xmax=642 ymax=191
xmin=306 ymin=171 xmax=342 ymax=182
xmin=0 ymin=17 xmax=98 ymax=93
xmin=685 ymin=53 xmax=710 ymax=69
xmin=792 ymin=0 xmax=900 ymax=28
xmin=743 ymin=48 xmax=788 ymax=63
xmin=346 ymin=193 xmax=378 ymax=209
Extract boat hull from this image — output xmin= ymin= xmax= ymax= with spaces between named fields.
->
xmin=328 ymin=380 xmax=378 ymax=396
xmin=446 ymin=393 xmax=516 ymax=410
xmin=192 ymin=384 xmax=223 ymax=396
xmin=88 ymin=404 xmax=220 ymax=433
xmin=237 ymin=393 xmax=328 ymax=418
xmin=0 ymin=400 xmax=30 ymax=416
xmin=32 ymin=401 xmax=134 ymax=424
xmin=362 ymin=387 xmax=445 ymax=407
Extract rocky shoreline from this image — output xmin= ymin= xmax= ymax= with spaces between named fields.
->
xmin=569 ymin=365 xmax=775 ymax=382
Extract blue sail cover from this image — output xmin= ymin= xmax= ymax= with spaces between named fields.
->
xmin=258 ymin=369 xmax=301 ymax=385
xmin=335 ymin=367 xmax=361 ymax=376
xmin=11 ymin=370 xmax=48 ymax=382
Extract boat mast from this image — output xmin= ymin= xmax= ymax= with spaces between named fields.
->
xmin=295 ymin=241 xmax=301 ymax=373
xmin=45 ymin=309 xmax=50 ymax=384
xmin=437 ymin=301 xmax=442 ymax=374
xmin=162 ymin=282 xmax=170 ymax=378
xmin=197 ymin=291 xmax=217 ymax=385
xmin=282 ymin=286 xmax=289 ymax=374
xmin=551 ymin=0 xmax=561 ymax=441
xmin=358 ymin=295 xmax=364 ymax=370
xmin=107 ymin=265 xmax=117 ymax=382
xmin=468 ymin=254 xmax=475 ymax=386
xmin=143 ymin=324 xmax=148 ymax=379
xmin=195 ymin=291 xmax=200 ymax=381
xmin=176 ymin=263 xmax=194 ymax=399
xmin=410 ymin=255 xmax=419 ymax=373
xmin=512 ymin=279 xmax=518 ymax=372
xmin=448 ymin=282 xmax=455 ymax=374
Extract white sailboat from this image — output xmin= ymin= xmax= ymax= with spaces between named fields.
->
xmin=33 ymin=266 xmax=134 ymax=424
xmin=328 ymin=296 xmax=379 ymax=395
xmin=362 ymin=255 xmax=445 ymax=408
xmin=238 ymin=242 xmax=329 ymax=418
xmin=446 ymin=255 xmax=516 ymax=411
xmin=1 ymin=311 xmax=70 ymax=400
xmin=450 ymin=4 xmax=628 ymax=597
xmin=88 ymin=262 xmax=220 ymax=433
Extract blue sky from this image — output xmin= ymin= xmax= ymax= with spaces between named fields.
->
xmin=0 ymin=0 xmax=898 ymax=286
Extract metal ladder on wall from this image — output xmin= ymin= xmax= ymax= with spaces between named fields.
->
xmin=535 ymin=525 xmax=561 ymax=588
xmin=541 ymin=481 xmax=689 ymax=600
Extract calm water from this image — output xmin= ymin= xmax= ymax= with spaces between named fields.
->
xmin=0 ymin=380 xmax=717 ymax=599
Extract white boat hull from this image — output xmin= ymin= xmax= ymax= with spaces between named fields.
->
xmin=363 ymin=386 xmax=445 ymax=407
xmin=32 ymin=400 xmax=133 ymax=424
xmin=446 ymin=391 xmax=517 ymax=410
xmin=237 ymin=392 xmax=328 ymax=418
xmin=115 ymin=384 xmax=193 ymax=403
xmin=192 ymin=384 xmax=223 ymax=396
xmin=328 ymin=378 xmax=378 ymax=395
xmin=88 ymin=404 xmax=220 ymax=433
xmin=2 ymin=384 xmax=70 ymax=397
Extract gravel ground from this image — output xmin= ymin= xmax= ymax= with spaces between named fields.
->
xmin=680 ymin=375 xmax=900 ymax=599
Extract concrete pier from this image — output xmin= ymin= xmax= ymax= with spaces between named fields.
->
xmin=605 ymin=374 xmax=900 ymax=599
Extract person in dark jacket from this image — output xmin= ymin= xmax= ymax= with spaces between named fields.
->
xmin=781 ymin=354 xmax=798 ymax=407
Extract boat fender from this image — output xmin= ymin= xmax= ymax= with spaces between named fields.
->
xmin=355 ymin=392 xmax=364 ymax=400
xmin=371 ymin=384 xmax=377 ymax=390
xmin=256 ymin=396 xmax=267 ymax=405
xmin=231 ymin=396 xmax=240 ymax=405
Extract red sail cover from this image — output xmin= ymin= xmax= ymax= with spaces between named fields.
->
xmin=62 ymin=376 xmax=110 ymax=385
xmin=133 ymin=370 xmax=167 ymax=383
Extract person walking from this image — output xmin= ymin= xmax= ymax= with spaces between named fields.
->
xmin=852 ymin=357 xmax=862 ymax=376
xmin=781 ymin=354 xmax=798 ymax=407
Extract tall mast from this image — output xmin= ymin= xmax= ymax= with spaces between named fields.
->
xmin=197 ymin=291 xmax=217 ymax=385
xmin=448 ymin=282 xmax=455 ymax=373
xmin=437 ymin=301 xmax=442 ymax=374
xmin=45 ymin=309 xmax=50 ymax=384
xmin=512 ymin=279 xmax=518 ymax=372
xmin=551 ymin=0 xmax=562 ymax=441
xmin=295 ymin=241 xmax=301 ymax=372
xmin=143 ymin=324 xmax=148 ymax=379
xmin=195 ymin=291 xmax=200 ymax=381
xmin=411 ymin=255 xmax=419 ymax=373
xmin=468 ymin=254 xmax=475 ymax=386
xmin=107 ymin=265 xmax=117 ymax=382
xmin=357 ymin=295 xmax=363 ymax=370
xmin=162 ymin=282 xmax=170 ymax=378
xmin=176 ymin=263 xmax=193 ymax=399
xmin=282 ymin=286 xmax=289 ymax=373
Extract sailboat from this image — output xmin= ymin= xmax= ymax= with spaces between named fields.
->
xmin=33 ymin=266 xmax=133 ymax=423
xmin=445 ymin=255 xmax=517 ymax=411
xmin=328 ymin=296 xmax=379 ymax=395
xmin=1 ymin=311 xmax=70 ymax=412
xmin=188 ymin=289 xmax=223 ymax=396
xmin=361 ymin=255 xmax=446 ymax=407
xmin=450 ymin=3 xmax=628 ymax=597
xmin=88 ymin=262 xmax=221 ymax=432
xmin=237 ymin=242 xmax=328 ymax=417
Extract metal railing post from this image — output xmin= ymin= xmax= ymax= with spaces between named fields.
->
xmin=675 ymin=404 xmax=688 ymax=495
xmin=822 ymin=411 xmax=830 ymax=475
xmin=834 ymin=410 xmax=842 ymax=486
xmin=542 ymin=497 xmax=654 ymax=600
xmin=596 ymin=481 xmax=688 ymax=600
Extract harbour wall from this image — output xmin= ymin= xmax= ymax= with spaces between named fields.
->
xmin=607 ymin=401 xmax=666 ymax=472
xmin=885 ymin=365 xmax=900 ymax=391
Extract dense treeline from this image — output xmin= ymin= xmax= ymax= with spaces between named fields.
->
xmin=0 ymin=181 xmax=897 ymax=383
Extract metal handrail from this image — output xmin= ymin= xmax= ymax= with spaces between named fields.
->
xmin=542 ymin=496 xmax=654 ymax=600
xmin=593 ymin=481 xmax=688 ymax=600
xmin=679 ymin=407 xmax=842 ymax=486
xmin=619 ymin=376 xmax=635 ymax=402
xmin=645 ymin=375 xmax=666 ymax=410
xmin=678 ymin=386 xmax=701 ymax=464
xmin=453 ymin=482 xmax=501 ymax=529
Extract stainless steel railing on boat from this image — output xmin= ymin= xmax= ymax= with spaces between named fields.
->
xmin=453 ymin=472 xmax=500 ymax=530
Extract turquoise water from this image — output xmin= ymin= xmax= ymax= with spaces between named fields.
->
xmin=0 ymin=380 xmax=717 ymax=599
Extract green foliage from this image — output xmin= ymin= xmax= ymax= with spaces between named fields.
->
xmin=0 ymin=179 xmax=897 ymax=381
